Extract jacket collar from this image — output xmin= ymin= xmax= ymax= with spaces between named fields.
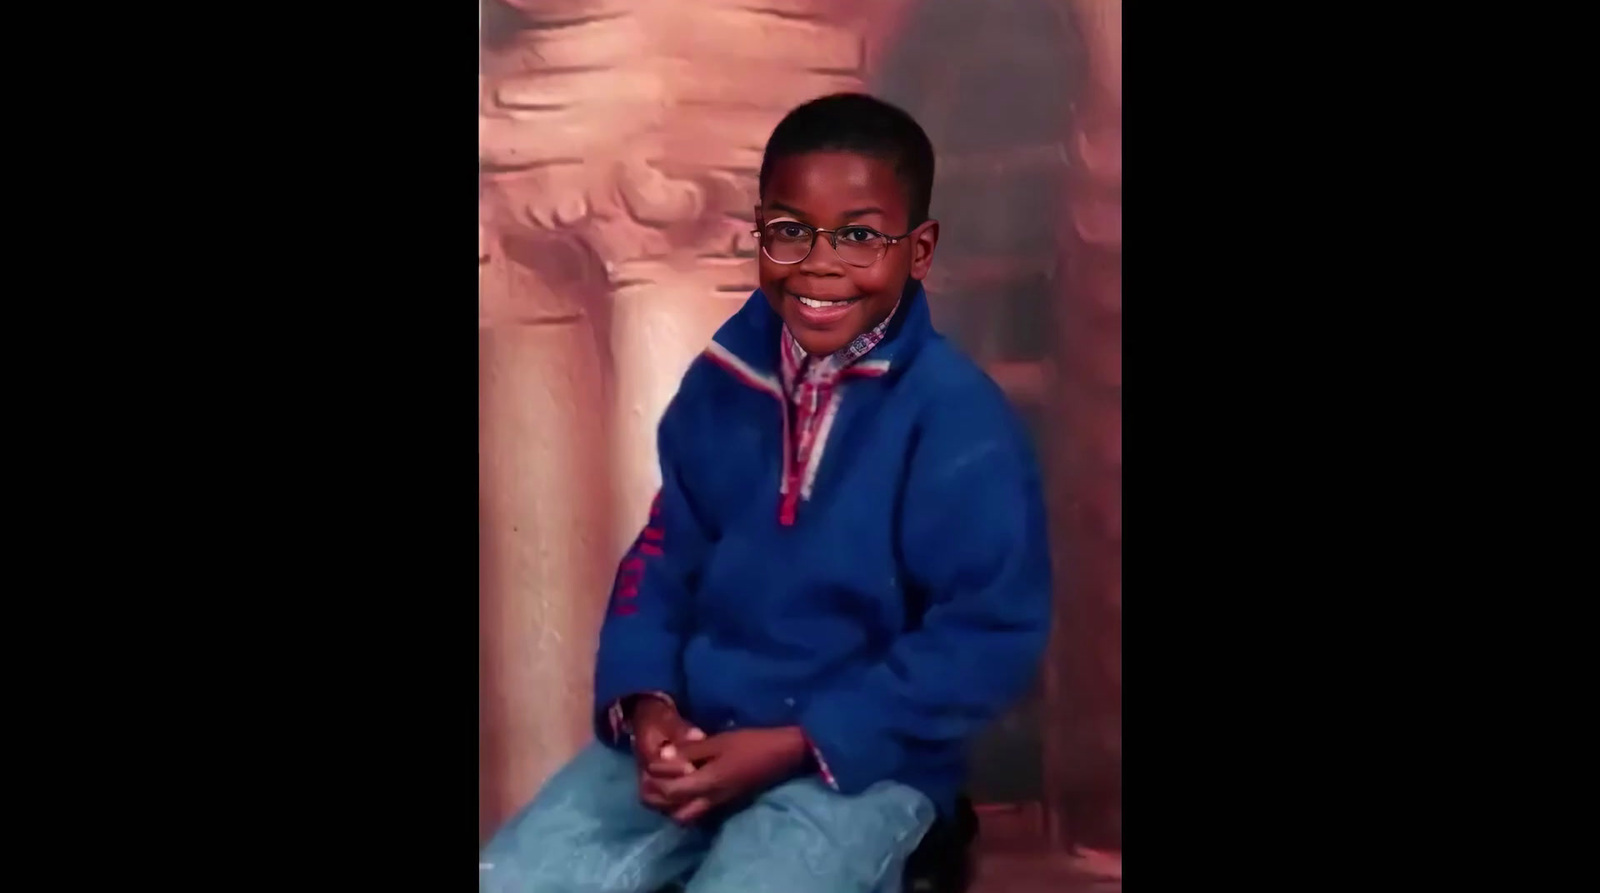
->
xmin=704 ymin=281 xmax=933 ymax=396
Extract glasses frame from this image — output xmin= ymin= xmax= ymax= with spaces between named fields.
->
xmin=751 ymin=219 xmax=920 ymax=268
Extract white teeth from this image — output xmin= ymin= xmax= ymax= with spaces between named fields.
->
xmin=795 ymin=295 xmax=854 ymax=309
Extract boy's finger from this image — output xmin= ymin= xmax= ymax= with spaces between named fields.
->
xmin=639 ymin=774 xmax=671 ymax=809
xmin=670 ymin=796 xmax=714 ymax=825
xmin=674 ymin=738 xmax=717 ymax=763
xmin=645 ymin=758 xmax=696 ymax=778
xmin=657 ymin=769 xmax=716 ymax=801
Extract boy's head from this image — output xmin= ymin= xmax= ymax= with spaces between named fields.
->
xmin=755 ymin=93 xmax=940 ymax=356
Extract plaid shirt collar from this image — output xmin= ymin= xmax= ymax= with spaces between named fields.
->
xmin=778 ymin=299 xmax=900 ymax=401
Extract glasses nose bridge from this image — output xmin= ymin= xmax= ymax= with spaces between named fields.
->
xmin=800 ymin=225 xmax=847 ymax=267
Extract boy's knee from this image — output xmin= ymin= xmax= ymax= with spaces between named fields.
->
xmin=765 ymin=777 xmax=935 ymax=836
xmin=479 ymin=855 xmax=642 ymax=893
xmin=480 ymin=795 xmax=689 ymax=893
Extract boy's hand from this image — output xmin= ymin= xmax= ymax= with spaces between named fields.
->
xmin=647 ymin=727 xmax=810 ymax=824
xmin=629 ymin=698 xmax=705 ymax=812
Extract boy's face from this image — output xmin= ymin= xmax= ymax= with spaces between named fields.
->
xmin=756 ymin=151 xmax=939 ymax=357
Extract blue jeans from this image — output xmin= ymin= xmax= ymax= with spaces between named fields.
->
xmin=480 ymin=742 xmax=935 ymax=893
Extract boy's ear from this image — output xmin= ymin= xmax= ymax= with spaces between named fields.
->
xmin=908 ymin=220 xmax=940 ymax=281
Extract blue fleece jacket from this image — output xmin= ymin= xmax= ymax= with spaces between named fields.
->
xmin=592 ymin=284 xmax=1053 ymax=816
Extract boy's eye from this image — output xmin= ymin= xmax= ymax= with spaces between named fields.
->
xmin=837 ymin=226 xmax=882 ymax=244
xmin=767 ymin=223 xmax=812 ymax=241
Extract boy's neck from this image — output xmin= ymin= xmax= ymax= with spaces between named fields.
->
xmin=780 ymin=297 xmax=901 ymax=392
xmin=795 ymin=301 xmax=901 ymax=359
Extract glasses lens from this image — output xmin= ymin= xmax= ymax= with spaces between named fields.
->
xmin=762 ymin=222 xmax=813 ymax=263
xmin=834 ymin=226 xmax=887 ymax=267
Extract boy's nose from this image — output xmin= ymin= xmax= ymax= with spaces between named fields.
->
xmin=799 ymin=236 xmax=847 ymax=272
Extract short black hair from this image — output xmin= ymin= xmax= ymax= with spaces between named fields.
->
xmin=759 ymin=93 xmax=936 ymax=228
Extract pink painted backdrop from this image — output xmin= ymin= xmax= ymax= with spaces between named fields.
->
xmin=479 ymin=0 xmax=1120 ymax=855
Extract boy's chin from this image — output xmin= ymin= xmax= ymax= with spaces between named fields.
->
xmin=784 ymin=319 xmax=857 ymax=357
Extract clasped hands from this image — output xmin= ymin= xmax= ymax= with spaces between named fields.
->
xmin=629 ymin=698 xmax=809 ymax=824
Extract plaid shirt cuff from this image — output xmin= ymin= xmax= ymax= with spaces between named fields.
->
xmin=802 ymin=732 xmax=840 ymax=790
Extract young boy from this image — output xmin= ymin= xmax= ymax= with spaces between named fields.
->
xmin=480 ymin=93 xmax=1052 ymax=893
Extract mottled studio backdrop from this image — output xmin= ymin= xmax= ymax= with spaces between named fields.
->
xmin=479 ymin=0 xmax=1120 ymax=853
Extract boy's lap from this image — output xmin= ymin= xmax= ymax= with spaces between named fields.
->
xmin=480 ymin=743 xmax=701 ymax=893
xmin=686 ymin=777 xmax=934 ymax=893
xmin=480 ymin=742 xmax=935 ymax=893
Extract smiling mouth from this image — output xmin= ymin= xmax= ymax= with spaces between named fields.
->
xmin=792 ymin=293 xmax=861 ymax=309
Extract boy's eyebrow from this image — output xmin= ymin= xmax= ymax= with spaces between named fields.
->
xmin=764 ymin=200 xmax=887 ymax=221
xmin=765 ymin=200 xmax=810 ymax=218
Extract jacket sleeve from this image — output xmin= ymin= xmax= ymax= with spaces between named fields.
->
xmin=798 ymin=395 xmax=1054 ymax=793
xmin=592 ymin=395 xmax=713 ymax=747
